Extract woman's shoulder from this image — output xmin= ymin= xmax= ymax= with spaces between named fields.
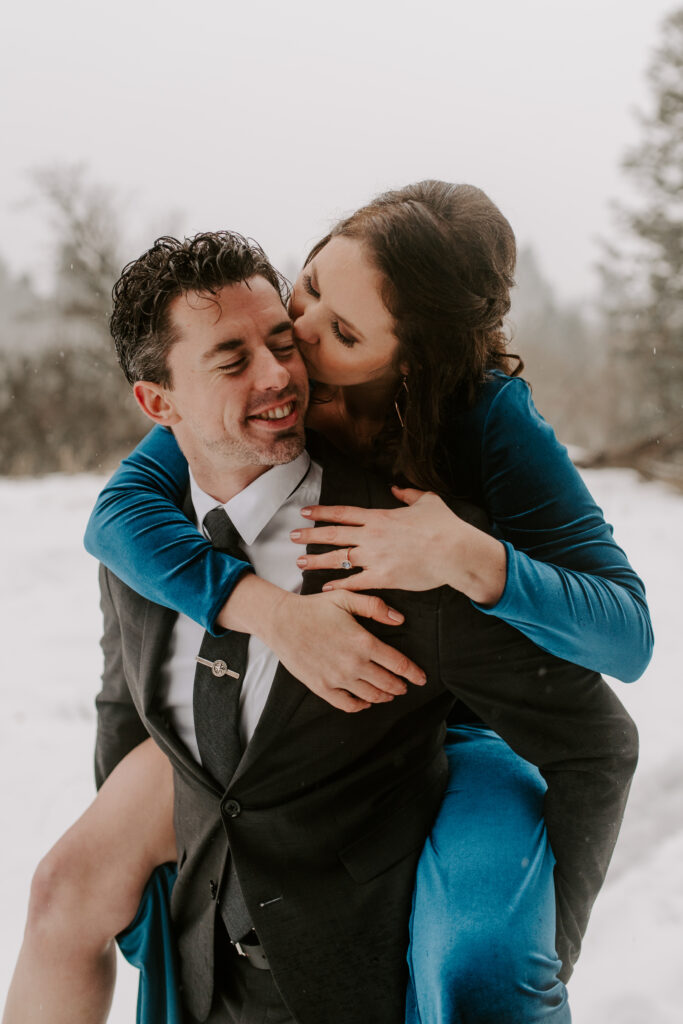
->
xmin=446 ymin=370 xmax=534 ymax=444
xmin=473 ymin=368 xmax=532 ymax=418
xmin=438 ymin=371 xmax=547 ymax=498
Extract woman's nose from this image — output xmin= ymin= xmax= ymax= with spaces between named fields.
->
xmin=292 ymin=306 xmax=318 ymax=347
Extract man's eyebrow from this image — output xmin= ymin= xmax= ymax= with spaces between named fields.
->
xmin=201 ymin=321 xmax=293 ymax=362
xmin=268 ymin=320 xmax=294 ymax=338
xmin=202 ymin=339 xmax=244 ymax=362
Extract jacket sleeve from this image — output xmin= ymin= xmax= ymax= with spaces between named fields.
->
xmin=470 ymin=376 xmax=653 ymax=682
xmin=94 ymin=565 xmax=154 ymax=788
xmin=84 ymin=426 xmax=252 ymax=635
xmin=438 ymin=589 xmax=639 ymax=979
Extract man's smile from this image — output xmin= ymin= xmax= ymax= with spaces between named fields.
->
xmin=247 ymin=398 xmax=299 ymax=428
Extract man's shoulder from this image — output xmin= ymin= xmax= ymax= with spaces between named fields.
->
xmin=99 ymin=562 xmax=166 ymax=618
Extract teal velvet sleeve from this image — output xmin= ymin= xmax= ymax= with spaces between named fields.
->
xmin=468 ymin=374 xmax=653 ymax=682
xmin=84 ymin=425 xmax=251 ymax=634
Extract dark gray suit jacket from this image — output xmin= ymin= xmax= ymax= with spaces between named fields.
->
xmin=95 ymin=434 xmax=638 ymax=1024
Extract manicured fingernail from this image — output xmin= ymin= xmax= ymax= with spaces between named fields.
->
xmin=322 ymin=583 xmax=333 ymax=592
xmin=300 ymin=507 xmax=312 ymax=516
xmin=290 ymin=530 xmax=301 ymax=539
xmin=296 ymin=557 xmax=307 ymax=568
xmin=387 ymin=610 xmax=403 ymax=621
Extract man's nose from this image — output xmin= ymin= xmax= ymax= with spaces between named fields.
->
xmin=254 ymin=347 xmax=291 ymax=390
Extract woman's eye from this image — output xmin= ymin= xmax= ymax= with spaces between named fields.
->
xmin=303 ymin=274 xmax=320 ymax=299
xmin=331 ymin=320 xmax=356 ymax=348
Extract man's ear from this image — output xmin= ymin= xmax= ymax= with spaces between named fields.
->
xmin=133 ymin=381 xmax=181 ymax=426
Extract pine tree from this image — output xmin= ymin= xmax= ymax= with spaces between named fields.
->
xmin=600 ymin=8 xmax=683 ymax=461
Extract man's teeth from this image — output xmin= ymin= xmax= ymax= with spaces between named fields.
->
xmin=253 ymin=401 xmax=294 ymax=421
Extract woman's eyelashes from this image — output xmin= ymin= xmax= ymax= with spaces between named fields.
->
xmin=331 ymin=320 xmax=357 ymax=347
xmin=303 ymin=274 xmax=320 ymax=298
xmin=302 ymin=272 xmax=356 ymax=347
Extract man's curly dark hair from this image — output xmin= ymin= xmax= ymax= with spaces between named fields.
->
xmin=110 ymin=231 xmax=290 ymax=386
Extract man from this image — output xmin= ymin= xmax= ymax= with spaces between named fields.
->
xmin=92 ymin=232 xmax=635 ymax=1024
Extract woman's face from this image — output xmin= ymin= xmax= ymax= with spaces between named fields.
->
xmin=290 ymin=236 xmax=403 ymax=388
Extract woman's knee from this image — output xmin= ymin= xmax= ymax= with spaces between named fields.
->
xmin=26 ymin=825 xmax=151 ymax=951
xmin=437 ymin=922 xmax=566 ymax=1022
xmin=594 ymin=700 xmax=639 ymax=783
xmin=614 ymin=708 xmax=639 ymax=778
xmin=26 ymin=840 xmax=102 ymax=952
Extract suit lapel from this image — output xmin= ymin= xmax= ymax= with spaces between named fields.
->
xmin=138 ymin=597 xmax=222 ymax=795
xmin=137 ymin=599 xmax=176 ymax=716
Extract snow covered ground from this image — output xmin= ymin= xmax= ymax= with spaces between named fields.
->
xmin=0 ymin=468 xmax=680 ymax=1022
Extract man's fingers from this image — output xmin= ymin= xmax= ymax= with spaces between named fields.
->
xmin=300 ymin=504 xmax=367 ymax=525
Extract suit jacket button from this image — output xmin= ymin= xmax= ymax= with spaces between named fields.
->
xmin=224 ymin=799 xmax=241 ymax=818
xmin=209 ymin=880 xmax=218 ymax=900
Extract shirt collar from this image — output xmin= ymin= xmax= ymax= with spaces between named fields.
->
xmin=190 ymin=451 xmax=312 ymax=546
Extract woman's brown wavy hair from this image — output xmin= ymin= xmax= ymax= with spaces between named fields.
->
xmin=306 ymin=180 xmax=522 ymax=491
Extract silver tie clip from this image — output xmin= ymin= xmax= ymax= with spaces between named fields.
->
xmin=195 ymin=656 xmax=240 ymax=680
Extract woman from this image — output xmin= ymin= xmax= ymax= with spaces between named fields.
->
xmin=5 ymin=182 xmax=651 ymax=1024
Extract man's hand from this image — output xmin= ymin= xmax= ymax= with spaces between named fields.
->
xmin=217 ymin=576 xmax=426 ymax=712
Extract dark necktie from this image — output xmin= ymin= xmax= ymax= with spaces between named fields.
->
xmin=193 ymin=505 xmax=253 ymax=939
xmin=193 ymin=507 xmax=249 ymax=787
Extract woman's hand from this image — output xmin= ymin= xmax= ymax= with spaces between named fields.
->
xmin=291 ymin=485 xmax=508 ymax=605
xmin=216 ymin=574 xmax=426 ymax=713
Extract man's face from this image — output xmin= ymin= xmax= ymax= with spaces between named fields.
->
xmin=161 ymin=276 xmax=309 ymax=494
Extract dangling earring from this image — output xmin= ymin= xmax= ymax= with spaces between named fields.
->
xmin=394 ymin=375 xmax=409 ymax=428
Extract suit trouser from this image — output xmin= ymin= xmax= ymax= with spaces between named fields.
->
xmin=215 ymin=935 xmax=297 ymax=1024
xmin=406 ymin=725 xmax=571 ymax=1024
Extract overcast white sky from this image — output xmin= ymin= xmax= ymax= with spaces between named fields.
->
xmin=1 ymin=0 xmax=677 ymax=302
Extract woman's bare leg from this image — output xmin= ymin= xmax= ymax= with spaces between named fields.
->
xmin=3 ymin=738 xmax=176 ymax=1024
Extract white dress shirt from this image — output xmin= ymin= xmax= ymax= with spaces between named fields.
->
xmin=159 ymin=451 xmax=323 ymax=761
